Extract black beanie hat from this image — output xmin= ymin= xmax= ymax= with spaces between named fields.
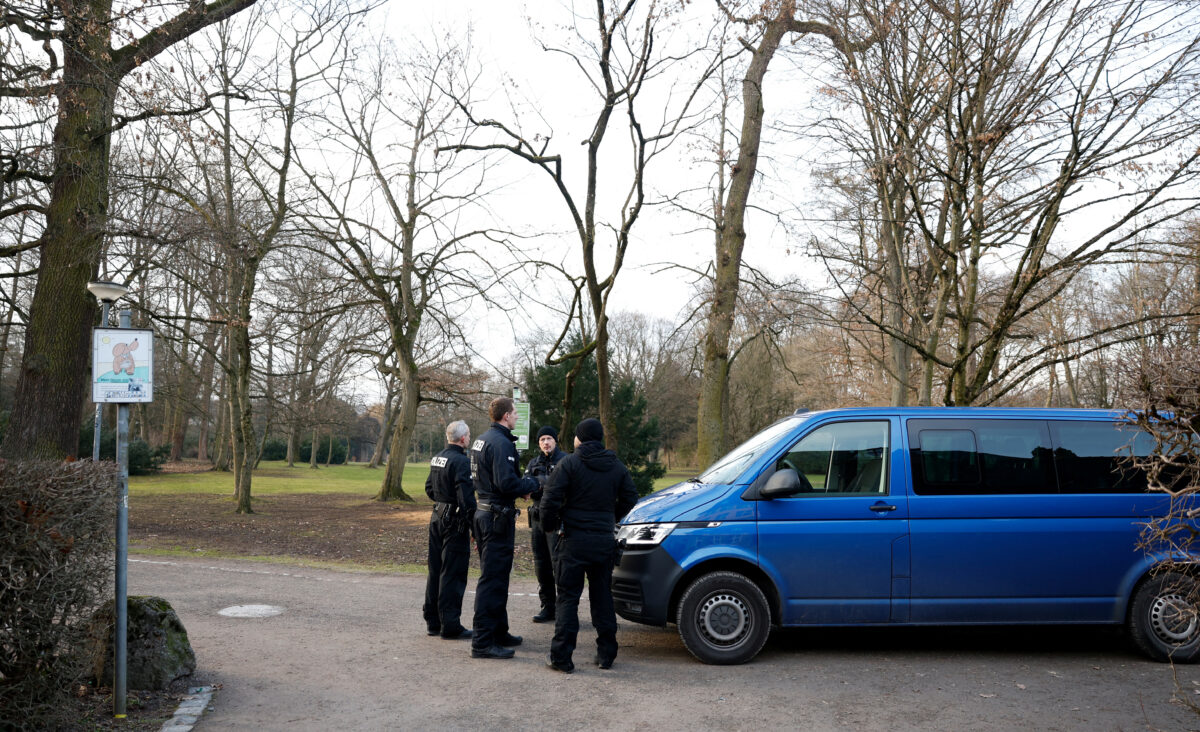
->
xmin=537 ymin=425 xmax=558 ymax=441
xmin=575 ymin=417 xmax=604 ymax=444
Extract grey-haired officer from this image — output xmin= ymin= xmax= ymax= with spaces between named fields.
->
xmin=469 ymin=397 xmax=540 ymax=659
xmin=525 ymin=425 xmax=567 ymax=623
xmin=422 ymin=420 xmax=475 ymax=639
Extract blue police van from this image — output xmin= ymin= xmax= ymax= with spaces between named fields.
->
xmin=612 ymin=408 xmax=1199 ymax=664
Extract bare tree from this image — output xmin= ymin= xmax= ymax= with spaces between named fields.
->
xmin=443 ymin=0 xmax=721 ymax=453
xmin=299 ymin=32 xmax=498 ymax=501
xmin=146 ymin=2 xmax=361 ymax=511
xmin=805 ymin=0 xmax=1200 ymax=406
xmin=682 ymin=0 xmax=884 ymax=466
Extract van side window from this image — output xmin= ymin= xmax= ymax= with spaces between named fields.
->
xmin=908 ymin=419 xmax=1055 ymax=495
xmin=775 ymin=421 xmax=889 ymax=495
xmin=919 ymin=429 xmax=980 ymax=485
xmin=1049 ymin=420 xmax=1152 ymax=493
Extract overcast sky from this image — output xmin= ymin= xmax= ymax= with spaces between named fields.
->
xmin=384 ymin=0 xmax=820 ymax=371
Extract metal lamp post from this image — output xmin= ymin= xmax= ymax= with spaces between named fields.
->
xmin=87 ymin=281 xmax=129 ymax=461
xmin=87 ymin=279 xmax=131 ymax=719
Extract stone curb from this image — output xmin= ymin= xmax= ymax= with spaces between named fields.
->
xmin=159 ymin=686 xmax=214 ymax=732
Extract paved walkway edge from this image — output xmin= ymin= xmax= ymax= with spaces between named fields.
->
xmin=159 ymin=685 xmax=214 ymax=732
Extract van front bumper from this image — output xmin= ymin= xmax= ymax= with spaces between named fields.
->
xmin=611 ymin=545 xmax=685 ymax=626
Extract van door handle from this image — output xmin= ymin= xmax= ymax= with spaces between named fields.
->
xmin=869 ymin=502 xmax=897 ymax=513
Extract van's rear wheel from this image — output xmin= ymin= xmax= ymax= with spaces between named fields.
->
xmin=677 ymin=571 xmax=771 ymax=665
xmin=1129 ymin=571 xmax=1200 ymax=663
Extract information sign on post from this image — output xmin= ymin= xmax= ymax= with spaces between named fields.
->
xmin=92 ymin=328 xmax=154 ymax=403
xmin=512 ymin=387 xmax=530 ymax=450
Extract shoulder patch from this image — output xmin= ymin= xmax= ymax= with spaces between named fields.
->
xmin=471 ymin=439 xmax=485 ymax=451
xmin=430 ymin=456 xmax=448 ymax=468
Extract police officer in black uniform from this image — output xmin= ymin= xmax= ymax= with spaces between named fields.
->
xmin=470 ymin=397 xmax=540 ymax=659
xmin=422 ymin=420 xmax=475 ymax=639
xmin=525 ymin=425 xmax=567 ymax=623
xmin=540 ymin=418 xmax=639 ymax=673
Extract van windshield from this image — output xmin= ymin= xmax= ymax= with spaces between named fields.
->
xmin=699 ymin=417 xmax=802 ymax=485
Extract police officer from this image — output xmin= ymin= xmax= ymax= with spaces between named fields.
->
xmin=540 ymin=418 xmax=639 ymax=673
xmin=470 ymin=397 xmax=540 ymax=659
xmin=525 ymin=425 xmax=567 ymax=623
xmin=422 ymin=420 xmax=475 ymax=639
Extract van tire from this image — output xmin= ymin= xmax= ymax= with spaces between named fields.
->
xmin=677 ymin=571 xmax=771 ymax=665
xmin=1129 ymin=571 xmax=1200 ymax=663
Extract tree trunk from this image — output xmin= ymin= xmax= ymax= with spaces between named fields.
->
xmin=254 ymin=415 xmax=272 ymax=469
xmin=1 ymin=12 xmax=117 ymax=460
xmin=212 ymin=372 xmax=230 ymax=471
xmin=368 ymin=390 xmax=398 ymax=469
xmin=229 ymin=306 xmax=256 ymax=513
xmin=168 ymin=401 xmax=187 ymax=462
xmin=594 ymin=316 xmax=616 ymax=454
xmin=696 ymin=18 xmax=786 ymax=470
xmin=196 ymin=324 xmax=218 ymax=462
xmin=286 ymin=428 xmax=297 ymax=467
xmin=377 ymin=368 xmax=418 ymax=501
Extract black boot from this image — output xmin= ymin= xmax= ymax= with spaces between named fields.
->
xmin=546 ymin=654 xmax=574 ymax=674
xmin=532 ymin=607 xmax=555 ymax=623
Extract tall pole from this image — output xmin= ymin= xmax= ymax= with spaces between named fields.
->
xmin=93 ymin=300 xmax=112 ymax=461
xmin=114 ymin=308 xmax=130 ymax=718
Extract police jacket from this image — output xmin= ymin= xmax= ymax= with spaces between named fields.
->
xmin=471 ymin=423 xmax=539 ymax=508
xmin=425 ymin=443 xmax=475 ymax=512
xmin=524 ymin=446 xmax=566 ymax=502
xmin=540 ymin=440 xmax=639 ymax=535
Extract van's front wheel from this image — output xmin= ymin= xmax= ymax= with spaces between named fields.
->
xmin=677 ymin=571 xmax=771 ymax=664
xmin=1129 ymin=571 xmax=1200 ymax=663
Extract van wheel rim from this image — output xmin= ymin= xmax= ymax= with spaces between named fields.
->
xmin=699 ymin=592 xmax=750 ymax=646
xmin=1150 ymin=592 xmax=1199 ymax=644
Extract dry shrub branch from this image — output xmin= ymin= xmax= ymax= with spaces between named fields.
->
xmin=0 ymin=460 xmax=118 ymax=729
xmin=1127 ymin=345 xmax=1200 ymax=713
xmin=1129 ymin=348 xmax=1200 ymax=554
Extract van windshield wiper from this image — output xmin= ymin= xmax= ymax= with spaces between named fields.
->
xmin=687 ymin=476 xmax=703 ymax=483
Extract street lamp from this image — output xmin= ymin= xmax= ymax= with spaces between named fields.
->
xmin=87 ymin=279 xmax=130 ymax=719
xmin=88 ymin=281 xmax=129 ymax=462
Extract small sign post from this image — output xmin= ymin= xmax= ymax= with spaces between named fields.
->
xmin=512 ymin=387 xmax=530 ymax=450
xmin=92 ymin=316 xmax=153 ymax=718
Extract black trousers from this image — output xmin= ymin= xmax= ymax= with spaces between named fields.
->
xmin=550 ymin=532 xmax=618 ymax=665
xmin=471 ymin=509 xmax=515 ymax=650
xmin=530 ymin=515 xmax=559 ymax=610
xmin=422 ymin=515 xmax=470 ymax=635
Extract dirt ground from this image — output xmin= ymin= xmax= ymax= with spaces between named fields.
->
xmin=55 ymin=680 xmax=196 ymax=731
xmin=130 ymin=491 xmax=538 ymax=575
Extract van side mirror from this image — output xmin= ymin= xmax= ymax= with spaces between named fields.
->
xmin=760 ymin=468 xmax=803 ymax=499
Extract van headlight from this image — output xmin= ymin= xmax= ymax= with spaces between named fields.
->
xmin=616 ymin=523 xmax=677 ymax=546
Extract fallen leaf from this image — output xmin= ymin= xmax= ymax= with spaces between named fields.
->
xmin=1016 ymin=684 xmax=1026 ymax=690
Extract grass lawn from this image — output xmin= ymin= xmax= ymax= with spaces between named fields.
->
xmin=132 ymin=461 xmax=698 ymax=496
xmin=127 ymin=460 xmax=701 ymax=574
xmin=131 ymin=460 xmax=430 ymax=497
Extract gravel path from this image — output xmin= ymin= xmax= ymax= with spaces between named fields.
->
xmin=131 ymin=554 xmax=1200 ymax=731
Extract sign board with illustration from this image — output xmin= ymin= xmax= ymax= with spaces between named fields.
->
xmin=512 ymin=387 xmax=530 ymax=450
xmin=92 ymin=328 xmax=154 ymax=403
xmin=514 ymin=401 xmax=531 ymax=450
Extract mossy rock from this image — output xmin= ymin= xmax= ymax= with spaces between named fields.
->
xmin=88 ymin=595 xmax=196 ymax=690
